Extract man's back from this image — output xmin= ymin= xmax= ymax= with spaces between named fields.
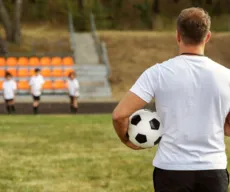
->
xmin=152 ymin=55 xmax=230 ymax=170
xmin=112 ymin=7 xmax=229 ymax=192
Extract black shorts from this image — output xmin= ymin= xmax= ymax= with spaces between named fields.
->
xmin=5 ymin=98 xmax=14 ymax=103
xmin=69 ymin=96 xmax=78 ymax=103
xmin=32 ymin=95 xmax=40 ymax=101
xmin=153 ymin=167 xmax=229 ymax=192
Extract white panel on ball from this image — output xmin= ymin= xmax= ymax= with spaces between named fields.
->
xmin=128 ymin=109 xmax=162 ymax=148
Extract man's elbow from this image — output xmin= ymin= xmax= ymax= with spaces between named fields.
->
xmin=225 ymin=128 xmax=230 ymax=137
xmin=112 ymin=110 xmax=122 ymax=122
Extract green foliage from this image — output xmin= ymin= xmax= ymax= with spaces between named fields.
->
xmin=1 ymin=0 xmax=230 ymax=31
xmin=133 ymin=0 xmax=152 ymax=29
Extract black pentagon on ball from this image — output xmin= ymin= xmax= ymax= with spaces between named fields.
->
xmin=131 ymin=115 xmax=141 ymax=126
xmin=135 ymin=133 xmax=147 ymax=143
xmin=154 ymin=137 xmax=162 ymax=145
xmin=149 ymin=118 xmax=160 ymax=130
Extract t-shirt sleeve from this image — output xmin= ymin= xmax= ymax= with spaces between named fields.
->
xmin=2 ymin=82 xmax=5 ymax=90
xmin=29 ymin=78 xmax=33 ymax=86
xmin=75 ymin=79 xmax=80 ymax=89
xmin=41 ymin=76 xmax=45 ymax=84
xmin=130 ymin=65 xmax=159 ymax=103
xmin=13 ymin=81 xmax=17 ymax=90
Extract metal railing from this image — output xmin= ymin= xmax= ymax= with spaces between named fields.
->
xmin=90 ymin=13 xmax=111 ymax=78
xmin=68 ymin=11 xmax=77 ymax=64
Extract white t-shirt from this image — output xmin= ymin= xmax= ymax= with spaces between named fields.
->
xmin=130 ymin=55 xmax=230 ymax=171
xmin=3 ymin=79 xmax=17 ymax=99
xmin=29 ymin=75 xmax=45 ymax=96
xmin=67 ymin=79 xmax=80 ymax=97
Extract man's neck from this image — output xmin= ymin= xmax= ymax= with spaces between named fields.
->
xmin=179 ymin=44 xmax=205 ymax=56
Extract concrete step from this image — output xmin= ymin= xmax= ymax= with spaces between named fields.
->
xmin=74 ymin=33 xmax=99 ymax=65
xmin=75 ymin=65 xmax=107 ymax=76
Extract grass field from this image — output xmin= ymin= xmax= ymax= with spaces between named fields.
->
xmin=0 ymin=115 xmax=229 ymax=192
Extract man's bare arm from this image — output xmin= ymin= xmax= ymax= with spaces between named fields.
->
xmin=224 ymin=112 xmax=230 ymax=137
xmin=112 ymin=91 xmax=148 ymax=149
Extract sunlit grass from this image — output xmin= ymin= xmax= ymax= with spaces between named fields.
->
xmin=0 ymin=115 xmax=228 ymax=192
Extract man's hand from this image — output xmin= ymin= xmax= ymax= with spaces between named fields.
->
xmin=112 ymin=91 xmax=147 ymax=149
xmin=124 ymin=140 xmax=143 ymax=150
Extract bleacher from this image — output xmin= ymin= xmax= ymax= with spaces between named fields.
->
xmin=0 ymin=56 xmax=75 ymax=94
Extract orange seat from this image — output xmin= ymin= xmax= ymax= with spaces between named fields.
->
xmin=43 ymin=80 xmax=53 ymax=90
xmin=52 ymin=68 xmax=63 ymax=77
xmin=63 ymin=57 xmax=74 ymax=66
xmin=0 ymin=81 xmax=3 ymax=89
xmin=41 ymin=68 xmax=51 ymax=77
xmin=7 ymin=57 xmax=17 ymax=67
xmin=53 ymin=80 xmax=66 ymax=90
xmin=18 ymin=69 xmax=29 ymax=77
xmin=7 ymin=68 xmax=17 ymax=77
xmin=40 ymin=57 xmax=51 ymax=66
xmin=64 ymin=68 xmax=74 ymax=76
xmin=18 ymin=81 xmax=29 ymax=90
xmin=18 ymin=57 xmax=29 ymax=67
xmin=0 ymin=70 xmax=5 ymax=77
xmin=29 ymin=57 xmax=40 ymax=67
xmin=51 ymin=57 xmax=62 ymax=66
xmin=0 ymin=57 xmax=6 ymax=67
xmin=29 ymin=68 xmax=35 ymax=76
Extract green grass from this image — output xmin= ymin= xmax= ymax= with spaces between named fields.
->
xmin=0 ymin=115 xmax=229 ymax=192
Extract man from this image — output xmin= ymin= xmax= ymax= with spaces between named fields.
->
xmin=29 ymin=68 xmax=45 ymax=114
xmin=3 ymin=71 xmax=17 ymax=114
xmin=112 ymin=8 xmax=229 ymax=192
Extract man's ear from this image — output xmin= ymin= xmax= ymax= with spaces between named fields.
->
xmin=176 ymin=30 xmax=181 ymax=44
xmin=205 ymin=31 xmax=211 ymax=43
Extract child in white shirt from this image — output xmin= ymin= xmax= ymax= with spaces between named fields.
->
xmin=29 ymin=68 xmax=45 ymax=114
xmin=67 ymin=71 xmax=80 ymax=113
xmin=3 ymin=71 xmax=17 ymax=114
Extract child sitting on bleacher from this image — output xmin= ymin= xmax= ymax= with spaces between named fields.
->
xmin=3 ymin=71 xmax=17 ymax=114
xmin=67 ymin=71 xmax=80 ymax=113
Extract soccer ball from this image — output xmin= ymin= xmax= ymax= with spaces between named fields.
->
xmin=128 ymin=109 xmax=162 ymax=148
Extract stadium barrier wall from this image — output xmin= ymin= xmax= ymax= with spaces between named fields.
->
xmin=0 ymin=102 xmax=156 ymax=114
xmin=90 ymin=13 xmax=111 ymax=78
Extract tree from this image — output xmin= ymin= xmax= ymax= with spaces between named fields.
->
xmin=152 ymin=0 xmax=160 ymax=30
xmin=77 ymin=0 xmax=84 ymax=10
xmin=0 ymin=0 xmax=23 ymax=44
xmin=0 ymin=35 xmax=8 ymax=56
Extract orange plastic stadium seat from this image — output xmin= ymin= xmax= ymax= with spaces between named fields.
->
xmin=7 ymin=57 xmax=17 ymax=67
xmin=29 ymin=68 xmax=35 ymax=76
xmin=0 ymin=81 xmax=3 ymax=89
xmin=63 ymin=57 xmax=74 ymax=66
xmin=18 ymin=80 xmax=29 ymax=90
xmin=0 ymin=57 xmax=6 ymax=67
xmin=43 ymin=80 xmax=53 ymax=90
xmin=52 ymin=68 xmax=63 ymax=77
xmin=18 ymin=57 xmax=29 ymax=67
xmin=64 ymin=68 xmax=74 ymax=77
xmin=7 ymin=68 xmax=17 ymax=77
xmin=51 ymin=57 xmax=62 ymax=66
xmin=41 ymin=68 xmax=51 ymax=77
xmin=0 ymin=70 xmax=5 ymax=77
xmin=53 ymin=80 xmax=66 ymax=90
xmin=29 ymin=57 xmax=40 ymax=67
xmin=18 ymin=68 xmax=29 ymax=77
xmin=40 ymin=57 xmax=51 ymax=67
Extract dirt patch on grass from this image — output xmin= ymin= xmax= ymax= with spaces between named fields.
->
xmin=99 ymin=31 xmax=230 ymax=100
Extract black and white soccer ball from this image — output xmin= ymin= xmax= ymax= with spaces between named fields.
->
xmin=128 ymin=109 xmax=162 ymax=148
